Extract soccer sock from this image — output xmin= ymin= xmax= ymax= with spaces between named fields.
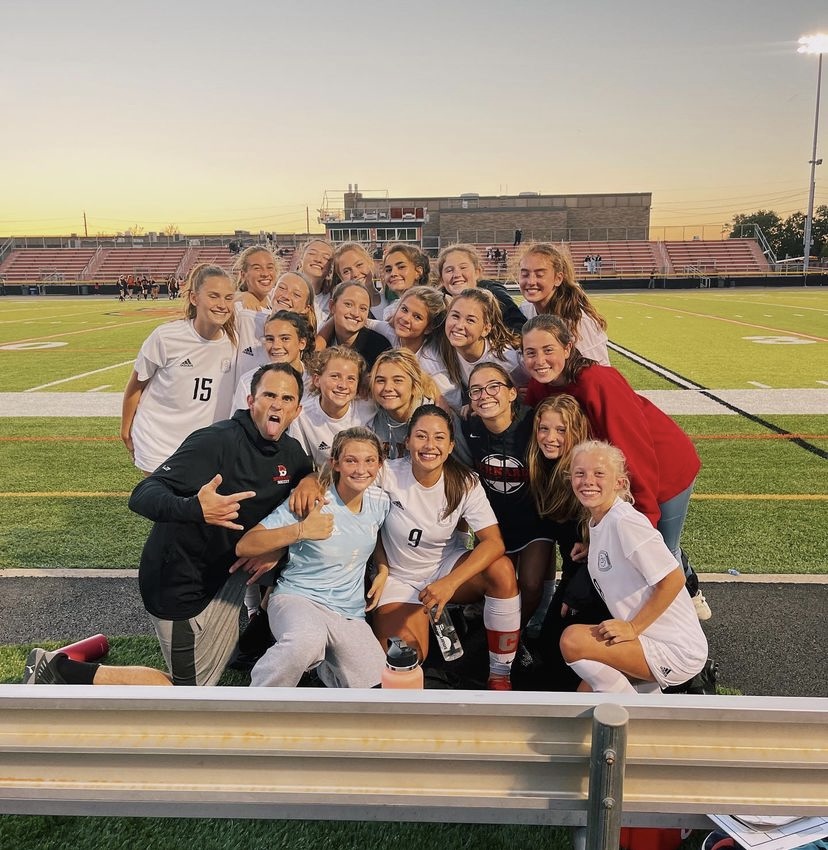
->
xmin=243 ymin=585 xmax=261 ymax=620
xmin=54 ymin=654 xmax=99 ymax=685
xmin=483 ymin=594 xmax=521 ymax=677
xmin=567 ymin=659 xmax=637 ymax=694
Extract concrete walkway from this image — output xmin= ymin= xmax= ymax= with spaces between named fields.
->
xmin=1 ymin=389 xmax=827 ymax=417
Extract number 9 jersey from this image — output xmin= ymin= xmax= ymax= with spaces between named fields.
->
xmin=130 ymin=319 xmax=236 ymax=473
xmin=377 ymin=457 xmax=497 ymax=586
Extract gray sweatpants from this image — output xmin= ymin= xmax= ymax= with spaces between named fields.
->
xmin=250 ymin=593 xmax=386 ymax=689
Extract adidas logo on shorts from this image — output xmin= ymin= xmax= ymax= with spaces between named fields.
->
xmin=660 ymin=665 xmax=673 ymax=677
xmin=243 ymin=346 xmax=254 ymax=356
xmin=179 ymin=358 xmax=194 ymax=367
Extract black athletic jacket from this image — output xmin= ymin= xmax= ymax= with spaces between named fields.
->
xmin=130 ymin=409 xmax=312 ymax=620
xmin=478 ymin=279 xmax=526 ymax=333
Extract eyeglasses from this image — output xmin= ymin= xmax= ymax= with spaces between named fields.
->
xmin=468 ymin=381 xmax=509 ymax=400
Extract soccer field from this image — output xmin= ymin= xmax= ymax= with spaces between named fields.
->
xmin=0 ymin=288 xmax=825 ymax=574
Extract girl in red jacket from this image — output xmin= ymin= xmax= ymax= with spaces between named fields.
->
xmin=521 ymin=313 xmax=710 ymax=620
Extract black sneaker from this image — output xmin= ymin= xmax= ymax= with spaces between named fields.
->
xmin=22 ymin=649 xmax=68 ymax=685
xmin=662 ymin=658 xmax=719 ymax=695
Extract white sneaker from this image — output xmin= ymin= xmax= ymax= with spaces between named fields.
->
xmin=692 ymin=590 xmax=712 ymax=621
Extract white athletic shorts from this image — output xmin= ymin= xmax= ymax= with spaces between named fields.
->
xmin=378 ymin=544 xmax=468 ymax=607
xmin=639 ymin=634 xmax=707 ymax=689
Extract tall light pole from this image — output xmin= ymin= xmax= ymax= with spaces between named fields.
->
xmin=798 ymin=33 xmax=828 ymax=277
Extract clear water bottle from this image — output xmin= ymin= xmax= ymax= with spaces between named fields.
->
xmin=381 ymin=637 xmax=424 ymax=689
xmin=430 ymin=606 xmax=464 ymax=661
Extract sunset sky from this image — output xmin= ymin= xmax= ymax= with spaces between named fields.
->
xmin=2 ymin=0 xmax=826 ymax=237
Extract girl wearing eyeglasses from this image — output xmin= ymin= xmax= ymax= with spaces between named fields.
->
xmin=461 ymin=362 xmax=555 ymax=632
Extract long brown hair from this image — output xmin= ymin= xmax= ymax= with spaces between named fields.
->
xmin=527 ymin=395 xmax=589 ymax=521
xmin=521 ymin=313 xmax=595 ymax=384
xmin=183 ymin=263 xmax=237 ymax=346
xmin=436 ymin=288 xmax=520 ymax=389
xmin=515 ymin=243 xmax=607 ymax=338
xmin=435 ymin=243 xmax=482 ymax=288
xmin=407 ymin=405 xmax=476 ymax=521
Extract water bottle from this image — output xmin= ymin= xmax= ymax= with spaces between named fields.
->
xmin=381 ymin=637 xmax=423 ymax=689
xmin=56 ymin=633 xmax=110 ymax=662
xmin=429 ymin=606 xmax=464 ymax=661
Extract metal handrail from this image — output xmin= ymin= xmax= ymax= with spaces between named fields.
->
xmin=0 ymin=688 xmax=824 ymax=829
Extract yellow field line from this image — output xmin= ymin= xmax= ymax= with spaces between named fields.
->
xmin=691 ymin=494 xmax=827 ymax=501
xmin=0 ymin=491 xmax=131 ymax=498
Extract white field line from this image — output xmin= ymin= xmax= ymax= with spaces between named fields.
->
xmin=0 ymin=311 xmax=103 ymax=324
xmin=748 ymin=381 xmax=772 ymax=389
xmin=26 ymin=360 xmax=134 ymax=391
xmin=818 ymin=381 xmax=828 ymax=387
xmin=86 ymin=384 xmax=111 ymax=392
xmin=3 ymin=314 xmax=165 ymax=346
xmin=607 ymin=342 xmax=704 ymax=390
xmin=599 ymin=297 xmax=828 ymax=342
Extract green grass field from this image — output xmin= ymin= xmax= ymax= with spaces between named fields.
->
xmin=1 ymin=289 xmax=825 ymax=573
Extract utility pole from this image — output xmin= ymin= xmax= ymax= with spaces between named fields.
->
xmin=306 ymin=206 xmax=310 ymax=235
xmin=83 ymin=211 xmax=88 ymax=237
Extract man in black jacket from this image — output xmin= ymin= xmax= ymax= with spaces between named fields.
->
xmin=23 ymin=364 xmax=332 ymax=688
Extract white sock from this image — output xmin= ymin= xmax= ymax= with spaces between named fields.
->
xmin=483 ymin=594 xmax=521 ymax=677
xmin=634 ymin=680 xmax=661 ymax=694
xmin=568 ymin=659 xmax=637 ymax=694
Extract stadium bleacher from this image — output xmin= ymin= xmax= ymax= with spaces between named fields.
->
xmin=0 ymin=239 xmax=770 ymax=284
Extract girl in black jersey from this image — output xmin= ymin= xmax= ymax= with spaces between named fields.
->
xmin=462 ymin=362 xmax=553 ymax=627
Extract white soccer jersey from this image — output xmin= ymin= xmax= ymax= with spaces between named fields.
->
xmin=314 ymin=291 xmax=332 ymax=327
xmin=130 ymin=319 xmax=235 ymax=472
xmin=234 ymin=302 xmax=270 ymax=377
xmin=288 ymin=394 xmax=375 ymax=469
xmin=377 ymin=458 xmax=497 ymax=585
xmin=519 ymin=303 xmax=609 ymax=365
xmin=232 ymin=364 xmax=313 ymax=412
xmin=588 ymin=499 xmax=706 ymax=652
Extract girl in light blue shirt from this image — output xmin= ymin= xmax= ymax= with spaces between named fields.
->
xmin=237 ymin=427 xmax=390 ymax=688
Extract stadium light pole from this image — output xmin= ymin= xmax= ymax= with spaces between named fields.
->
xmin=797 ymin=33 xmax=828 ymax=278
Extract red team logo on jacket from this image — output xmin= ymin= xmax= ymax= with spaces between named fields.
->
xmin=272 ymin=464 xmax=290 ymax=484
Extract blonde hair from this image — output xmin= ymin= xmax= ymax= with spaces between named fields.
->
xmin=298 ymin=238 xmax=335 ymax=295
xmin=435 ymin=243 xmax=482 ymax=287
xmin=309 ymin=344 xmax=367 ymax=393
xmin=184 ymin=263 xmax=237 ymax=346
xmin=528 ymin=395 xmax=590 ymax=521
xmin=369 ymin=348 xmax=438 ymax=423
xmin=318 ymin=426 xmax=384 ymax=492
xmin=275 ymin=271 xmax=317 ymax=333
xmin=437 ymin=288 xmax=520 ymax=389
xmin=332 ymin=241 xmax=375 ymax=288
xmin=233 ymin=245 xmax=280 ymax=292
xmin=515 ymin=243 xmax=607 ymax=337
xmin=571 ymin=439 xmax=634 ymax=504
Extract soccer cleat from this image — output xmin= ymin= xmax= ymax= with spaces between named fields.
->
xmin=692 ymin=590 xmax=712 ymax=620
xmin=487 ymin=673 xmax=512 ymax=691
xmin=21 ymin=649 xmax=68 ymax=685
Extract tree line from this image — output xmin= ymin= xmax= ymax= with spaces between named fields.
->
xmin=729 ymin=206 xmax=828 ymax=260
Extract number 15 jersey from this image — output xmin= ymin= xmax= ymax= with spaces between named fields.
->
xmin=131 ymin=319 xmax=235 ymax=473
xmin=377 ymin=458 xmax=497 ymax=585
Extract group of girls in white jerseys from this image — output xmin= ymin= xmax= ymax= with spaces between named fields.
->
xmin=122 ymin=237 xmax=708 ymax=694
